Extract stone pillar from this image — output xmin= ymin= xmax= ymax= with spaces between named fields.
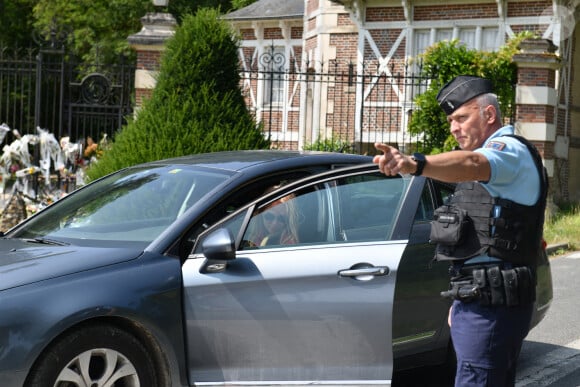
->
xmin=128 ymin=12 xmax=176 ymax=108
xmin=512 ymin=38 xmax=561 ymax=203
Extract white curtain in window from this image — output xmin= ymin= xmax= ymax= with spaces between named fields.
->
xmin=459 ymin=28 xmax=477 ymax=49
xmin=413 ymin=30 xmax=432 ymax=57
xmin=436 ymin=29 xmax=453 ymax=43
xmin=481 ymin=28 xmax=500 ymax=51
xmin=413 ymin=26 xmax=500 ymax=56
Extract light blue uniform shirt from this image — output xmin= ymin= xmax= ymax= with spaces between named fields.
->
xmin=467 ymin=125 xmax=541 ymax=264
xmin=475 ymin=125 xmax=540 ymax=205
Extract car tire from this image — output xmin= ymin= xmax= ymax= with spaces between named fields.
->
xmin=26 ymin=324 xmax=158 ymax=387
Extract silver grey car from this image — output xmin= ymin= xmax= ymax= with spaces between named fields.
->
xmin=0 ymin=150 xmax=552 ymax=386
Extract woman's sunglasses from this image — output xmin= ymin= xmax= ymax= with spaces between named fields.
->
xmin=263 ymin=212 xmax=287 ymax=223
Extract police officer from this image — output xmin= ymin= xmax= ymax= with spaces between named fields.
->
xmin=373 ymin=75 xmax=548 ymax=387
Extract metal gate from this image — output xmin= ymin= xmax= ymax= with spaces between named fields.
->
xmin=0 ymin=38 xmax=134 ymax=145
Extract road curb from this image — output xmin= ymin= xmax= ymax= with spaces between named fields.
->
xmin=546 ymin=242 xmax=570 ymax=256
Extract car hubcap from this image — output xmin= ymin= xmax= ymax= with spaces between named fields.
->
xmin=55 ymin=348 xmax=139 ymax=387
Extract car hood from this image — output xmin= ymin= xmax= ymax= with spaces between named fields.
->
xmin=0 ymin=239 xmax=143 ymax=291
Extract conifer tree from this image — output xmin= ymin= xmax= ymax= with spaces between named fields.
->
xmin=86 ymin=8 xmax=270 ymax=180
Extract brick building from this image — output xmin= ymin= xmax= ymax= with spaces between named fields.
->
xmin=129 ymin=0 xmax=578 ymax=202
xmin=223 ymin=0 xmax=579 ymax=202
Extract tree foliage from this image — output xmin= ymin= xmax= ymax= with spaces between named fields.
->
xmin=0 ymin=0 xmax=36 ymax=47
xmin=32 ymin=0 xmax=154 ymax=64
xmin=30 ymin=0 xmax=253 ymax=63
xmin=231 ymin=0 xmax=257 ymax=9
xmin=5 ymin=0 xmax=256 ymax=64
xmin=85 ymin=8 xmax=270 ymax=181
xmin=408 ymin=32 xmax=535 ymax=154
xmin=168 ymin=0 xmax=234 ymax=22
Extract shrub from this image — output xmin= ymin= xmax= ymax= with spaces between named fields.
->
xmin=408 ymin=32 xmax=535 ymax=154
xmin=86 ymin=8 xmax=269 ymax=180
xmin=303 ymin=136 xmax=353 ymax=153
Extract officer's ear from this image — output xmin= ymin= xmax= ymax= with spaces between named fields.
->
xmin=484 ymin=105 xmax=497 ymax=123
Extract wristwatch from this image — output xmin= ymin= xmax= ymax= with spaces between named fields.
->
xmin=411 ymin=153 xmax=426 ymax=176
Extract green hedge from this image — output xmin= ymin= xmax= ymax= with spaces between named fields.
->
xmin=408 ymin=32 xmax=534 ymax=154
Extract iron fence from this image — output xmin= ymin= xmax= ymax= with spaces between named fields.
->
xmin=240 ymin=51 xmax=434 ymax=154
xmin=0 ymin=46 xmax=37 ymax=136
xmin=3 ymin=39 xmax=430 ymax=158
xmin=0 ymin=43 xmax=135 ymax=146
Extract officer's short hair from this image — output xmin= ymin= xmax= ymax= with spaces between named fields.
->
xmin=437 ymin=76 xmax=494 ymax=115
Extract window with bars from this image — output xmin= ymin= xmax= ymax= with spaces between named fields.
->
xmin=261 ymin=46 xmax=286 ymax=106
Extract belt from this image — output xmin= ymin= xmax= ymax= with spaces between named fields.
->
xmin=441 ymin=264 xmax=535 ymax=306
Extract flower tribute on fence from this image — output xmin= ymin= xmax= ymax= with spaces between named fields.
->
xmin=0 ymin=123 xmax=106 ymax=231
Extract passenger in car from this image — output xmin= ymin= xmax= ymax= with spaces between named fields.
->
xmin=244 ymin=189 xmax=300 ymax=248
xmin=259 ymin=195 xmax=299 ymax=246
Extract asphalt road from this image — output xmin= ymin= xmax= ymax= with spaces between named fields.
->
xmin=516 ymin=251 xmax=580 ymax=386
xmin=393 ymin=251 xmax=580 ymax=387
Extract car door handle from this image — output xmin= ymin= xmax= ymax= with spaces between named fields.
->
xmin=338 ymin=266 xmax=390 ymax=278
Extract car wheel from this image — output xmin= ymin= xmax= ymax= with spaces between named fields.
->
xmin=26 ymin=324 xmax=158 ymax=387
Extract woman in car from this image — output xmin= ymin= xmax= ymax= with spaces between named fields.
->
xmin=259 ymin=195 xmax=299 ymax=246
xmin=244 ymin=190 xmax=300 ymax=248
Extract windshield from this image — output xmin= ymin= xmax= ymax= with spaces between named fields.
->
xmin=9 ymin=165 xmax=230 ymax=244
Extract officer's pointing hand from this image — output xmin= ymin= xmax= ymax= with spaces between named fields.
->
xmin=373 ymin=142 xmax=415 ymax=176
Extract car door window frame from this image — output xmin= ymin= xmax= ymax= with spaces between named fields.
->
xmin=191 ymin=165 xmax=411 ymax=257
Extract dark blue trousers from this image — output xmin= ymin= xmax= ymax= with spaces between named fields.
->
xmin=450 ymin=300 xmax=533 ymax=387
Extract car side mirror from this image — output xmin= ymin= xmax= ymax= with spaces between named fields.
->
xmin=201 ymin=228 xmax=236 ymax=273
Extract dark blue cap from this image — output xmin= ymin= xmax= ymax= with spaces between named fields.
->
xmin=436 ymin=76 xmax=494 ymax=115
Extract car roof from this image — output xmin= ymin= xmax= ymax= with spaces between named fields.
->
xmin=138 ymin=150 xmax=373 ymax=174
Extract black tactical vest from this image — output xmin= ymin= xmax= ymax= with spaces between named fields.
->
xmin=432 ymin=135 xmax=549 ymax=267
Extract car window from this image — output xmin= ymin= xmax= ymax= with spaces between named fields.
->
xmin=240 ymin=186 xmax=321 ymax=248
xmin=412 ymin=180 xmax=456 ymax=225
xmin=414 ymin=185 xmax=434 ymax=222
xmin=433 ymin=181 xmax=456 ymax=206
xmin=335 ymin=173 xmax=406 ymax=242
xmin=179 ymin=172 xmax=315 ymax=256
xmin=239 ymin=171 xmax=407 ymax=249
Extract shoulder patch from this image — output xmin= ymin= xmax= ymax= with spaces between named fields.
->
xmin=486 ymin=141 xmax=506 ymax=151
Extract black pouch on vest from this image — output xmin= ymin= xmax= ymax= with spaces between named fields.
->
xmin=487 ymin=266 xmax=505 ymax=305
xmin=501 ymin=268 xmax=519 ymax=306
xmin=515 ymin=266 xmax=535 ymax=304
xmin=430 ymin=205 xmax=469 ymax=245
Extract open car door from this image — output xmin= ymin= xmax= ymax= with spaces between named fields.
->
xmin=182 ymin=165 xmax=408 ymax=386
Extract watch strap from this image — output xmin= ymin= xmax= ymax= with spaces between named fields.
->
xmin=411 ymin=153 xmax=426 ymax=176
